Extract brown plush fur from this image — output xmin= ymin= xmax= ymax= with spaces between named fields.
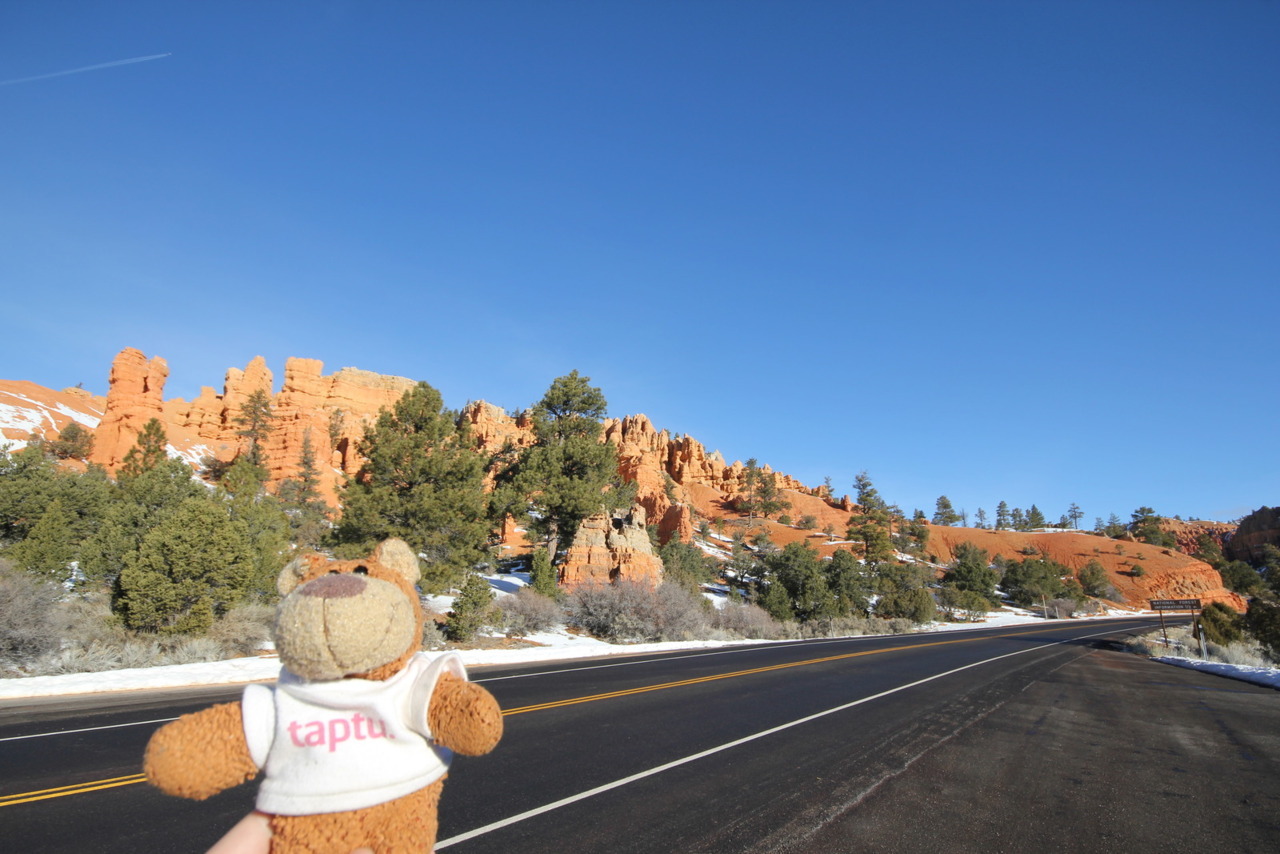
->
xmin=145 ymin=702 xmax=259 ymax=800
xmin=143 ymin=540 xmax=503 ymax=853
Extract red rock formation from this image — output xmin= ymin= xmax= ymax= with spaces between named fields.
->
xmin=90 ymin=348 xmax=172 ymax=470
xmin=1157 ymin=518 xmax=1237 ymax=556
xmin=0 ymin=381 xmax=106 ymax=448
xmin=87 ymin=349 xmax=415 ymax=506
xmin=922 ymin=526 xmax=1246 ymax=611
xmin=558 ymin=506 xmax=665 ymax=587
xmin=1227 ymin=507 xmax=1280 ymax=565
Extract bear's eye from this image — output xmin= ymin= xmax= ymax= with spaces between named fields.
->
xmin=353 ymin=566 xmax=369 ymax=575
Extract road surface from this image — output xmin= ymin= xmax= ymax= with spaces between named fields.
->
xmin=2 ymin=618 xmax=1275 ymax=852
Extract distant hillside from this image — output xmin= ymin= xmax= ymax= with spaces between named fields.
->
xmin=0 ymin=346 xmax=1247 ymax=610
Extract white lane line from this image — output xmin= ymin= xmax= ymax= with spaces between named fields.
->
xmin=0 ymin=717 xmax=178 ymax=743
xmin=436 ymin=626 xmax=1122 ymax=849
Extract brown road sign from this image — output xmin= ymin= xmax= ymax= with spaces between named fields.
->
xmin=1149 ymin=598 xmax=1201 ymax=611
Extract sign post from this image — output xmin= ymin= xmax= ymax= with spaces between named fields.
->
xmin=1148 ymin=599 xmax=1202 ymax=651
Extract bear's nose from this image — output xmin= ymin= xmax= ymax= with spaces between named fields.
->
xmin=299 ymin=573 xmax=367 ymax=599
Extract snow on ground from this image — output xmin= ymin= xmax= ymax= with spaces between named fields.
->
xmin=1153 ymin=657 xmax=1280 ymax=690
xmin=4 ymin=568 xmax=1274 ymax=700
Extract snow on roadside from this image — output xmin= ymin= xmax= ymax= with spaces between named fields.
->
xmin=1152 ymin=656 xmax=1280 ymax=691
xmin=0 ymin=636 xmax=765 ymax=700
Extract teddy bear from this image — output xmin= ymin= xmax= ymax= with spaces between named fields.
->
xmin=144 ymin=539 xmax=503 ymax=853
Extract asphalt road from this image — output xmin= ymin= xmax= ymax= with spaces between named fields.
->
xmin=2 ymin=618 xmax=1275 ymax=853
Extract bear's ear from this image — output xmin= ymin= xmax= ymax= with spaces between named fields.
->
xmin=278 ymin=552 xmax=327 ymax=595
xmin=373 ymin=538 xmax=421 ymax=585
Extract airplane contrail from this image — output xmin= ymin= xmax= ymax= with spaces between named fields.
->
xmin=0 ymin=52 xmax=172 ymax=87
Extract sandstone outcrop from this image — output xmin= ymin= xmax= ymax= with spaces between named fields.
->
xmin=558 ymin=506 xmax=665 ymax=587
xmin=1157 ymin=518 xmax=1237 ymax=556
xmin=1226 ymin=506 xmax=1280 ymax=565
xmin=90 ymin=348 xmax=172 ymax=470
xmin=922 ymin=526 xmax=1246 ymax=611
xmin=0 ymin=381 xmax=106 ymax=449
xmin=89 ymin=349 xmax=415 ymax=505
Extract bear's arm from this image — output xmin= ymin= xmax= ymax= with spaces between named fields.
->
xmin=428 ymin=672 xmax=503 ymax=756
xmin=144 ymin=701 xmax=259 ymax=800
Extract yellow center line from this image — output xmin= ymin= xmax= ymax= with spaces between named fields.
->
xmin=1 ymin=621 xmax=1139 ymax=808
xmin=500 ymin=624 xmax=1069 ymax=715
xmin=0 ymin=773 xmax=147 ymax=807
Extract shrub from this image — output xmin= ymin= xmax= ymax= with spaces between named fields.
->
xmin=875 ymin=588 xmax=936 ymax=624
xmin=1245 ymin=599 xmax=1280 ymax=663
xmin=497 ymin=587 xmax=564 ymax=635
xmin=1045 ymin=597 xmax=1077 ymax=619
xmin=798 ymin=515 xmax=818 ymax=531
xmin=1198 ymin=602 xmax=1244 ymax=646
xmin=0 ymin=564 xmax=72 ymax=665
xmin=566 ymin=581 xmax=711 ymax=642
xmin=207 ymin=603 xmax=276 ymax=656
xmin=712 ymin=599 xmax=786 ymax=639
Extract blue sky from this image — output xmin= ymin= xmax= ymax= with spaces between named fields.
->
xmin=2 ymin=1 xmax=1276 ymax=526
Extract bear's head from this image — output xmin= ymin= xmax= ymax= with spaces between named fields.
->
xmin=274 ymin=539 xmax=424 ymax=682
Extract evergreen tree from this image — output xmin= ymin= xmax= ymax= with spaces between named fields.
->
xmin=1129 ymin=506 xmax=1175 ymax=547
xmin=855 ymin=472 xmax=887 ymax=514
xmin=81 ymin=432 xmax=205 ymax=591
xmin=445 ymin=571 xmax=494 ymax=641
xmin=1025 ymin=504 xmax=1047 ymax=529
xmin=114 ymin=497 xmax=257 ymax=633
xmin=276 ymin=430 xmax=330 ymax=549
xmin=762 ymin=541 xmax=837 ymax=623
xmin=995 ymin=501 xmax=1011 ymax=530
xmin=1010 ymin=507 xmax=1026 ymax=530
xmin=335 ymin=382 xmax=490 ymax=592
xmin=492 ymin=372 xmax=632 ymax=573
xmin=875 ymin=587 xmax=936 ymax=623
xmin=529 ymin=548 xmax=558 ymax=598
xmin=974 ymin=507 xmax=988 ymax=529
xmin=220 ymin=457 xmax=292 ymax=598
xmin=1077 ymin=559 xmax=1111 ymax=597
xmin=932 ymin=495 xmax=960 ymax=526
xmin=8 ymin=498 xmax=77 ymax=582
xmin=234 ymin=388 xmax=275 ymax=469
xmin=659 ymin=539 xmax=715 ymax=593
xmin=756 ymin=469 xmax=791 ymax=520
xmin=48 ymin=421 xmax=94 ymax=460
xmin=943 ymin=542 xmax=998 ymax=603
xmin=738 ymin=458 xmax=764 ymax=519
xmin=826 ymin=548 xmax=871 ymax=615
xmin=120 ymin=419 xmax=170 ymax=479
xmin=1067 ymin=503 xmax=1084 ymax=529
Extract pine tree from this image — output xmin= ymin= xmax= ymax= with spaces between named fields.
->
xmin=995 ymin=501 xmax=1011 ymax=530
xmin=220 ymin=457 xmax=292 ymax=599
xmin=1026 ymin=504 xmax=1047 ymax=529
xmin=335 ymin=382 xmax=490 ymax=592
xmin=276 ymin=430 xmax=330 ymax=549
xmin=529 ymin=548 xmax=558 ymax=598
xmin=120 ymin=419 xmax=170 ymax=479
xmin=738 ymin=458 xmax=764 ymax=520
xmin=932 ymin=496 xmax=960 ymax=526
xmin=492 ymin=372 xmax=632 ymax=569
xmin=974 ymin=507 xmax=988 ymax=529
xmin=445 ymin=571 xmax=494 ymax=641
xmin=1067 ymin=503 xmax=1084 ymax=529
xmin=234 ymin=388 xmax=275 ymax=469
xmin=756 ymin=469 xmax=790 ymax=520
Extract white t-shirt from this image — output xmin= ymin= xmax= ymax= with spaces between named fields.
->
xmin=242 ymin=651 xmax=467 ymax=815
